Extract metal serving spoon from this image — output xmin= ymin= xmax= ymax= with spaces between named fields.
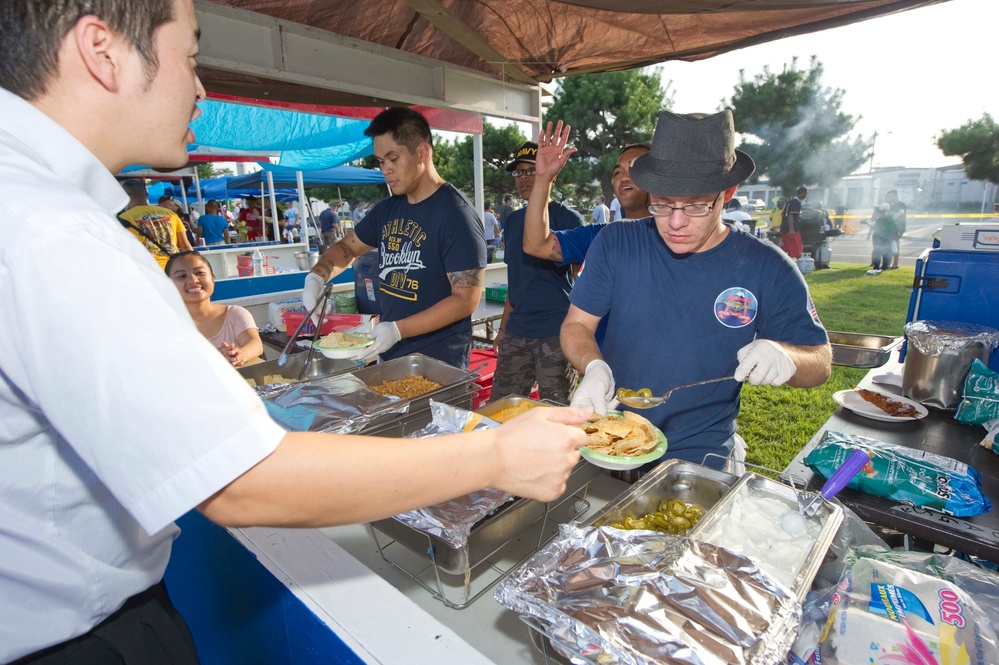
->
xmin=779 ymin=448 xmax=871 ymax=535
xmin=616 ymin=376 xmax=736 ymax=409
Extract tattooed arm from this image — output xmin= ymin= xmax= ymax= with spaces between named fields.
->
xmin=311 ymin=231 xmax=374 ymax=282
xmin=393 ymin=268 xmax=485 ymax=340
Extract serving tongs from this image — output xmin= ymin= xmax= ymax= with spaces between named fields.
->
xmin=277 ymin=279 xmax=336 ymax=381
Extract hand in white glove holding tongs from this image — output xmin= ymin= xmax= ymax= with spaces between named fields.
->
xmin=357 ymin=321 xmax=401 ymax=362
xmin=569 ymin=359 xmax=617 ymax=415
xmin=734 ymin=339 xmax=796 ymax=386
xmin=302 ymin=273 xmax=327 ymax=323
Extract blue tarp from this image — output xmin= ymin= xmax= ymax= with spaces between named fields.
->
xmin=162 ymin=176 xmax=299 ymax=202
xmin=227 ymin=165 xmax=386 ymax=190
xmin=188 ymin=100 xmax=374 ymax=171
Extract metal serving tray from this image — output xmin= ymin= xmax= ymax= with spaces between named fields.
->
xmin=237 ymin=355 xmax=363 ymax=385
xmin=359 ymin=389 xmax=476 ymax=438
xmin=689 ymin=471 xmax=843 ymax=602
xmin=474 ymin=394 xmax=547 ymax=421
xmin=828 ymin=331 xmax=903 ymax=368
xmin=349 ymin=353 xmax=477 ymax=418
xmin=585 ymin=459 xmax=738 ymax=529
xmin=370 ymin=458 xmax=600 ymax=576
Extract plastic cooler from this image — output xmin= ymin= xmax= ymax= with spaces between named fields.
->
xmin=470 ymin=349 xmax=496 ymax=409
xmin=469 ymin=349 xmax=541 ymax=408
xmin=906 ymin=248 xmax=999 ymax=372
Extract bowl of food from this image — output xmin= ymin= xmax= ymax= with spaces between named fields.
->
xmin=578 ymin=410 xmax=667 ymax=470
xmin=312 ymin=331 xmax=373 ymax=359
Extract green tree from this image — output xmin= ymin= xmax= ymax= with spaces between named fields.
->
xmin=543 ymin=69 xmax=670 ymax=204
xmin=937 ymin=113 xmax=999 ymax=185
xmin=727 ymin=57 xmax=867 ymax=196
xmin=433 ymin=122 xmax=529 ymax=206
xmin=196 ymin=162 xmax=233 ymax=180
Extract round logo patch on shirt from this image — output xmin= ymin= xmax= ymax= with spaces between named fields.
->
xmin=714 ymin=287 xmax=758 ymax=328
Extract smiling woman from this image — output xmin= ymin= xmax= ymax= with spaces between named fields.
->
xmin=165 ymin=251 xmax=263 ymax=366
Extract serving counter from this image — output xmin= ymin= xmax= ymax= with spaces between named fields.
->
xmin=784 ymin=357 xmax=999 ymax=563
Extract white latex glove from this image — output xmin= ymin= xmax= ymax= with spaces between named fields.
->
xmin=302 ymin=272 xmax=326 ymax=322
xmin=358 ymin=321 xmax=401 ymax=361
xmin=569 ymin=359 xmax=616 ymax=415
xmin=734 ymin=339 xmax=797 ymax=386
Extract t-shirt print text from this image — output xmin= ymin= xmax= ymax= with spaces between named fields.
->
xmin=379 ymin=217 xmax=428 ymax=301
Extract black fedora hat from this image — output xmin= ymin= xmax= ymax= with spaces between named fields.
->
xmin=505 ymin=141 xmax=538 ymax=171
xmin=631 ymin=110 xmax=755 ymax=197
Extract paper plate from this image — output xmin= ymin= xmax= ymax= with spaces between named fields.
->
xmin=832 ymin=389 xmax=928 ymax=423
xmin=580 ymin=412 xmax=668 ymax=471
xmin=312 ymin=338 xmax=374 ymax=359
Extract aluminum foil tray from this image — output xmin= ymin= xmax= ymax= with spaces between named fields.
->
xmin=585 ymin=459 xmax=737 ymax=529
xmin=828 ymin=331 xmax=903 ymax=368
xmin=689 ymin=471 xmax=843 ymax=602
xmin=369 ymin=460 xmax=600 ymax=575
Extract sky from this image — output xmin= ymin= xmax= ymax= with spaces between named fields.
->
xmin=655 ymin=0 xmax=997 ymax=170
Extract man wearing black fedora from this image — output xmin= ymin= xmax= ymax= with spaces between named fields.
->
xmin=561 ymin=109 xmax=832 ymax=472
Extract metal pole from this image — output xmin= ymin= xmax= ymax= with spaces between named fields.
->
xmin=266 ymin=170 xmax=279 ymax=242
xmin=473 ymin=132 xmax=484 ymax=217
xmin=296 ymin=170 xmax=308 ymax=247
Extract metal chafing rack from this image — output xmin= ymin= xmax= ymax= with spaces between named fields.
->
xmin=509 ymin=460 xmax=845 ymax=664
xmin=367 ymin=395 xmax=602 ymax=609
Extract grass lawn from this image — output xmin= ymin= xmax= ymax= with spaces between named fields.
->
xmin=739 ymin=262 xmax=915 ymax=473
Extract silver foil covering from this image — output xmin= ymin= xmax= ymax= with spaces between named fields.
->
xmin=905 ymin=320 xmax=999 ymax=356
xmin=262 ymin=374 xmax=408 ymax=434
xmin=495 ymin=523 xmax=802 ymax=665
xmin=390 ymin=401 xmax=512 ymax=548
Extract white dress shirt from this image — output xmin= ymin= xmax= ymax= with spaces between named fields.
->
xmin=0 ymin=87 xmax=285 ymax=661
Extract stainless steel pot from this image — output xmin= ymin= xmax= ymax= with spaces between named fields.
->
xmin=902 ymin=320 xmax=999 ymax=410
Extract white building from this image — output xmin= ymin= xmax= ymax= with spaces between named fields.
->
xmin=736 ymin=165 xmax=995 ymax=212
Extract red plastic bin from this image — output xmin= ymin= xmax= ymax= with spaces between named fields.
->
xmin=469 ymin=349 xmax=540 ymax=409
xmin=282 ymin=311 xmax=368 ymax=338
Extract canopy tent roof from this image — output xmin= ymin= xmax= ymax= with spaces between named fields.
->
xmin=227 ymin=165 xmax=387 ymax=190
xmin=197 ymin=0 xmax=947 ymax=113
xmin=189 ymin=99 xmax=374 ymax=170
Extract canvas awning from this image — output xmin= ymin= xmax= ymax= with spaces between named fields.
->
xmin=196 ymin=0 xmax=948 ymax=114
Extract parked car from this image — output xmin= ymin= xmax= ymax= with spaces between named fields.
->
xmin=747 ymin=199 xmax=767 ymax=212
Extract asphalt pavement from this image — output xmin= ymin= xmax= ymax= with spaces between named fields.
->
xmin=822 ymin=217 xmax=942 ymax=268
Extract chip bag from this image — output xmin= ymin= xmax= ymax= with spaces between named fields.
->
xmin=955 ymin=358 xmax=999 ymax=425
xmin=804 ymin=431 xmax=991 ymax=517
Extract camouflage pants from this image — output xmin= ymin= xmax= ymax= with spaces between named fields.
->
xmin=491 ymin=332 xmax=577 ymax=405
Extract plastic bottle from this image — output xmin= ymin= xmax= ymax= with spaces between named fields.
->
xmin=251 ymin=248 xmax=264 ymax=276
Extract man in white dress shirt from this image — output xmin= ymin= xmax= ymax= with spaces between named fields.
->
xmin=0 ymin=1 xmax=588 ymax=661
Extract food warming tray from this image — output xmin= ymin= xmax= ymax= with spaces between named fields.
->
xmin=237 ymin=355 xmax=363 ymax=385
xmin=828 ymin=331 xmax=903 ymax=368
xmin=689 ymin=471 xmax=844 ymax=602
xmin=350 ymin=353 xmax=479 ymax=419
xmin=584 ymin=459 xmax=738 ymax=530
xmin=369 ymin=457 xmax=599 ymax=576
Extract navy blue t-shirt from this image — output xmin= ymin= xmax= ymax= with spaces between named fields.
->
xmin=504 ymin=202 xmax=584 ymax=338
xmin=554 ymin=222 xmax=605 ymax=265
xmin=354 ymin=183 xmax=486 ymax=368
xmin=570 ymin=222 xmax=828 ymax=468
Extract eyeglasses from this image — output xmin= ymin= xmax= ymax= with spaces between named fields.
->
xmin=648 ymin=194 xmax=721 ymax=218
xmin=511 ymin=168 xmax=536 ymax=179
